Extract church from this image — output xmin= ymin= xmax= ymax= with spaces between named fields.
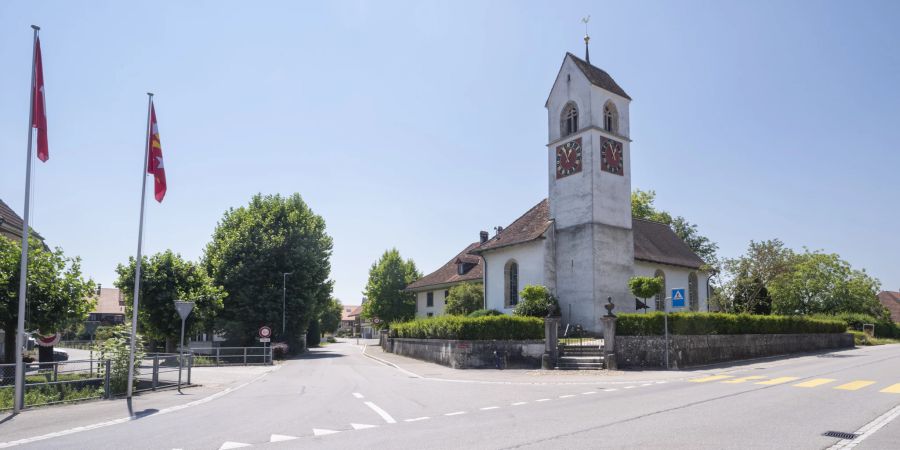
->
xmin=406 ymin=47 xmax=709 ymax=333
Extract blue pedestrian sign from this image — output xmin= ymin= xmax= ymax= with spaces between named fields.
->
xmin=671 ymin=288 xmax=686 ymax=308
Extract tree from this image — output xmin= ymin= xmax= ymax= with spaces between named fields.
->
xmin=362 ymin=249 xmax=420 ymax=328
xmin=631 ymin=189 xmax=719 ymax=265
xmin=719 ymin=239 xmax=795 ymax=314
xmin=115 ymin=250 xmax=225 ymax=352
xmin=629 ymin=276 xmax=663 ymax=309
xmin=444 ymin=283 xmax=484 ymax=316
xmin=513 ymin=285 xmax=560 ymax=317
xmin=204 ymin=193 xmax=333 ymax=350
xmin=769 ymin=250 xmax=885 ymax=317
xmin=0 ymin=237 xmax=95 ymax=363
xmin=319 ymin=297 xmax=343 ymax=335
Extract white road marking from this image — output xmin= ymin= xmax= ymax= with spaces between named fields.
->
xmin=480 ymin=406 xmax=500 ymax=410
xmin=364 ymin=401 xmax=398 ymax=424
xmin=511 ymin=401 xmax=528 ymax=406
xmin=350 ymin=423 xmax=378 ymax=430
xmin=404 ymin=417 xmax=430 ymax=422
xmin=827 ymin=404 xmax=900 ymax=450
xmin=352 ymin=392 xmax=364 ymax=399
xmin=536 ymin=398 xmax=551 ymax=402
xmin=0 ymin=367 xmax=281 ymax=449
xmin=582 ymin=391 xmax=597 ymax=395
xmin=312 ymin=428 xmax=340 ymax=437
xmin=655 ymin=381 xmax=667 ymax=384
xmin=641 ymin=383 xmax=653 ymax=387
xmin=219 ymin=442 xmax=251 ymax=449
xmin=604 ymin=388 xmax=617 ymax=392
xmin=624 ymin=385 xmax=637 ymax=389
xmin=559 ymin=394 xmax=575 ymax=398
xmin=270 ymin=434 xmax=298 ymax=442
xmin=445 ymin=411 xmax=466 ymax=416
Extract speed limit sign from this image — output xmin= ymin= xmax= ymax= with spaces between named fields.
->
xmin=259 ymin=326 xmax=272 ymax=339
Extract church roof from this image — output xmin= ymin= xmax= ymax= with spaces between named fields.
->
xmin=0 ymin=198 xmax=25 ymax=236
xmin=469 ymin=199 xmax=705 ymax=270
xmin=566 ymin=52 xmax=631 ymax=100
xmin=406 ymin=242 xmax=485 ymax=291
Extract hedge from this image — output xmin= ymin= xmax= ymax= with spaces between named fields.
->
xmin=811 ymin=313 xmax=900 ymax=339
xmin=617 ymin=312 xmax=846 ymax=336
xmin=390 ymin=315 xmax=543 ymax=340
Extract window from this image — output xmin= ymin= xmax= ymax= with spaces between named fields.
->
xmin=444 ymin=289 xmax=450 ymax=299
xmin=689 ymin=272 xmax=699 ymax=312
xmin=505 ymin=260 xmax=519 ymax=307
xmin=603 ymin=101 xmax=618 ymax=133
xmin=561 ymin=102 xmax=579 ymax=136
xmin=427 ymin=312 xmax=434 ymax=318
xmin=426 ymin=292 xmax=434 ymax=307
xmin=458 ymin=263 xmax=465 ymax=275
xmin=654 ymin=269 xmax=666 ymax=311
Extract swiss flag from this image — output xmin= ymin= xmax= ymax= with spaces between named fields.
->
xmin=147 ymin=102 xmax=166 ymax=202
xmin=32 ymin=36 xmax=48 ymax=162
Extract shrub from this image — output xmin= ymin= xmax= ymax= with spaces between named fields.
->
xmin=444 ymin=283 xmax=484 ymax=316
xmin=629 ymin=276 xmax=664 ymax=301
xmin=390 ymin=315 xmax=543 ymax=340
xmin=811 ymin=313 xmax=900 ymax=339
xmin=617 ymin=312 xmax=846 ymax=336
xmin=468 ymin=309 xmax=503 ymax=318
xmin=97 ymin=325 xmax=145 ymax=395
xmin=513 ymin=285 xmax=560 ymax=317
xmin=272 ymin=342 xmax=289 ymax=360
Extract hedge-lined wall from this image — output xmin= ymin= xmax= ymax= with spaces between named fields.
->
xmin=617 ymin=312 xmax=846 ymax=336
xmin=811 ymin=313 xmax=900 ymax=339
xmin=390 ymin=315 xmax=543 ymax=340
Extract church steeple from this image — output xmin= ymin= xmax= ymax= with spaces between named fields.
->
xmin=582 ymin=15 xmax=591 ymax=64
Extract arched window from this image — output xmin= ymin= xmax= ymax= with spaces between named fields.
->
xmin=561 ymin=102 xmax=579 ymax=136
xmin=603 ymin=101 xmax=618 ymax=133
xmin=505 ymin=260 xmax=519 ymax=308
xmin=689 ymin=272 xmax=699 ymax=312
xmin=654 ymin=269 xmax=666 ymax=311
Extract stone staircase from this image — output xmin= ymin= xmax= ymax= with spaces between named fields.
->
xmin=556 ymin=344 xmax=605 ymax=370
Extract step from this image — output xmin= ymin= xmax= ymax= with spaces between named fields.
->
xmin=556 ymin=363 xmax=605 ymax=370
xmin=558 ymin=356 xmax=604 ymax=364
xmin=559 ymin=350 xmax=604 ymax=357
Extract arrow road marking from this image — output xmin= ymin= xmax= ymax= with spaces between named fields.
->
xmin=219 ymin=442 xmax=251 ymax=449
xmin=351 ymin=423 xmax=378 ymax=430
xmin=312 ymin=429 xmax=340 ymax=437
xmin=269 ymin=435 xmax=298 ymax=442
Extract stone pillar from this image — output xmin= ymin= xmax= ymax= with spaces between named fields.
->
xmin=542 ymin=317 xmax=560 ymax=369
xmin=601 ymin=316 xmax=617 ymax=370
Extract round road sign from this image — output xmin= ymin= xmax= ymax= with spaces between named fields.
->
xmin=259 ymin=326 xmax=272 ymax=338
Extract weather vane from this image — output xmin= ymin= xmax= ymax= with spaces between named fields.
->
xmin=582 ymin=15 xmax=590 ymax=35
xmin=582 ymin=15 xmax=591 ymax=63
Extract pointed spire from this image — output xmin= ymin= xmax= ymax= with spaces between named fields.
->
xmin=582 ymin=15 xmax=591 ymax=64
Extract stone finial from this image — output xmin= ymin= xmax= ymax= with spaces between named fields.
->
xmin=604 ymin=296 xmax=615 ymax=317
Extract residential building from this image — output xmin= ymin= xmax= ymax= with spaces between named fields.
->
xmin=877 ymin=291 xmax=900 ymax=323
xmin=340 ymin=304 xmax=361 ymax=332
xmin=88 ymin=287 xmax=126 ymax=325
xmin=406 ymin=243 xmax=484 ymax=317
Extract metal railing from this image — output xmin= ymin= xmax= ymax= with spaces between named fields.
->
xmin=188 ymin=346 xmax=272 ymax=366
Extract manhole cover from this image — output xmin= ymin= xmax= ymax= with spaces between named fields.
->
xmin=823 ymin=431 xmax=858 ymax=440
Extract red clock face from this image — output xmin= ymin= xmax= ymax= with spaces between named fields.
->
xmin=556 ymin=138 xmax=583 ymax=179
xmin=600 ymin=137 xmax=623 ymax=175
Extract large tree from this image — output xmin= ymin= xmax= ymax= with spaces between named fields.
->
xmin=631 ymin=189 xmax=719 ymax=265
xmin=362 ymin=249 xmax=420 ymax=328
xmin=0 ymin=237 xmax=95 ymax=363
xmin=318 ymin=297 xmax=343 ymax=335
xmin=718 ymin=239 xmax=795 ymax=314
xmin=115 ymin=250 xmax=225 ymax=352
xmin=444 ymin=283 xmax=484 ymax=316
xmin=204 ymin=193 xmax=333 ymax=349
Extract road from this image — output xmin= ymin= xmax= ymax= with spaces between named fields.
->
xmin=3 ymin=341 xmax=899 ymax=449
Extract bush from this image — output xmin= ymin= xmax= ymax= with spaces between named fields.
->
xmin=513 ymin=285 xmax=560 ymax=317
xmin=272 ymin=342 xmax=289 ymax=360
xmin=390 ymin=315 xmax=543 ymax=340
xmin=811 ymin=313 xmax=900 ymax=339
xmin=616 ymin=312 xmax=846 ymax=336
xmin=97 ymin=325 xmax=145 ymax=395
xmin=468 ymin=309 xmax=503 ymax=318
xmin=445 ymin=283 xmax=484 ymax=316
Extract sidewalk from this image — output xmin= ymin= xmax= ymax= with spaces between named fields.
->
xmin=360 ymin=343 xmax=717 ymax=385
xmin=0 ymin=364 xmax=278 ymax=446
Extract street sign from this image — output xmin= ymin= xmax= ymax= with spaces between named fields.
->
xmin=259 ymin=337 xmax=271 ymax=343
xmin=671 ymin=288 xmax=686 ymax=308
xmin=174 ymin=301 xmax=195 ymax=320
xmin=259 ymin=326 xmax=272 ymax=339
xmin=373 ymin=318 xmax=381 ymax=325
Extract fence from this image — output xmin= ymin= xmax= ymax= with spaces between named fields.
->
xmin=188 ymin=346 xmax=272 ymax=366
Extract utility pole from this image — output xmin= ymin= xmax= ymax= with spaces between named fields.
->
xmin=282 ymin=272 xmax=293 ymax=338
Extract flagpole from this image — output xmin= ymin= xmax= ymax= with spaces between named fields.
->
xmin=126 ymin=92 xmax=153 ymax=409
xmin=13 ymin=24 xmax=41 ymax=415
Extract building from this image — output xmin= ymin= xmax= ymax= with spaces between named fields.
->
xmin=406 ymin=242 xmax=484 ymax=318
xmin=88 ymin=287 xmax=126 ymax=325
xmin=340 ymin=304 xmax=361 ymax=332
xmin=877 ymin=291 xmax=900 ymax=323
xmin=0 ymin=197 xmax=44 ymax=243
xmin=407 ymin=48 xmax=708 ymax=333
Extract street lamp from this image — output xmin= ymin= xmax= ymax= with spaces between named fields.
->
xmin=282 ymin=272 xmax=293 ymax=338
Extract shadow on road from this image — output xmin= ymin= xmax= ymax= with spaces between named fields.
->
xmin=294 ymin=350 xmax=345 ymax=360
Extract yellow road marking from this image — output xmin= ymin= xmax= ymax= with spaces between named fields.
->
xmin=834 ymin=380 xmax=876 ymax=391
xmin=689 ymin=375 xmax=733 ymax=383
xmin=722 ymin=376 xmax=766 ymax=384
xmin=793 ymin=378 xmax=836 ymax=388
xmin=755 ymin=377 xmax=800 ymax=385
xmin=879 ymin=383 xmax=900 ymax=394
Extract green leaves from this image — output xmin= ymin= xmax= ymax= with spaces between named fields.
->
xmin=616 ymin=312 xmax=846 ymax=336
xmin=362 ymin=248 xmax=420 ymax=328
xmin=628 ymin=276 xmax=664 ymax=301
xmin=390 ymin=315 xmax=544 ymax=340
xmin=512 ymin=285 xmax=560 ymax=317
xmin=444 ymin=283 xmax=484 ymax=316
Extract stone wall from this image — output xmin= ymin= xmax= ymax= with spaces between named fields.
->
xmin=615 ymin=333 xmax=854 ymax=369
xmin=382 ymin=338 xmax=545 ymax=369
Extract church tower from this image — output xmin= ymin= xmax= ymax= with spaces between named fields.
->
xmin=545 ymin=49 xmax=635 ymax=332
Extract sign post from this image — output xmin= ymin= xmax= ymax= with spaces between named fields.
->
xmin=84 ymin=320 xmax=100 ymax=376
xmin=259 ymin=326 xmax=272 ymax=364
xmin=173 ymin=301 xmax=195 ymax=393
xmin=671 ymin=288 xmax=686 ymax=309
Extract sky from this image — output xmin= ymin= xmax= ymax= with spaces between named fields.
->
xmin=1 ymin=0 xmax=899 ymax=307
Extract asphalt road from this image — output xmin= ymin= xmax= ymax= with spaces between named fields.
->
xmin=4 ymin=341 xmax=899 ymax=449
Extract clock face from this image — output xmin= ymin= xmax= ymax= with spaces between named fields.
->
xmin=600 ymin=137 xmax=624 ymax=175
xmin=556 ymin=138 xmax=583 ymax=179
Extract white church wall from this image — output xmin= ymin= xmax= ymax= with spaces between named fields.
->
xmin=634 ymin=261 xmax=708 ymax=312
xmin=483 ymin=239 xmax=547 ymax=315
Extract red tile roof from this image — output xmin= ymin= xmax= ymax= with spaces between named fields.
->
xmin=877 ymin=291 xmax=900 ymax=323
xmin=470 ymin=199 xmax=551 ymax=254
xmin=341 ymin=305 xmax=361 ymax=321
xmin=406 ymin=242 xmax=484 ymax=291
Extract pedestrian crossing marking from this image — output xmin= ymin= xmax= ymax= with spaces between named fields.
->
xmin=755 ymin=377 xmax=800 ymax=385
xmin=690 ymin=375 xmax=733 ymax=383
xmin=722 ymin=376 xmax=766 ymax=384
xmin=793 ymin=378 xmax=836 ymax=388
xmin=835 ymin=380 xmax=876 ymax=391
xmin=879 ymin=383 xmax=900 ymax=394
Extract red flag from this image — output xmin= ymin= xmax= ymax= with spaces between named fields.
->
xmin=32 ymin=36 xmax=48 ymax=162
xmin=147 ymin=102 xmax=167 ymax=202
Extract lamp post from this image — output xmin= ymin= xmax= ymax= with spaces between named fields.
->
xmin=173 ymin=301 xmax=195 ymax=393
xmin=282 ymin=272 xmax=293 ymax=338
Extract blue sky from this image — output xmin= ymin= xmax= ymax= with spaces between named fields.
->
xmin=1 ymin=0 xmax=898 ymax=306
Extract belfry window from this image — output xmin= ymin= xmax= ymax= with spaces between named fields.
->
xmin=604 ymin=101 xmax=618 ymax=133
xmin=562 ymin=102 xmax=579 ymax=136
